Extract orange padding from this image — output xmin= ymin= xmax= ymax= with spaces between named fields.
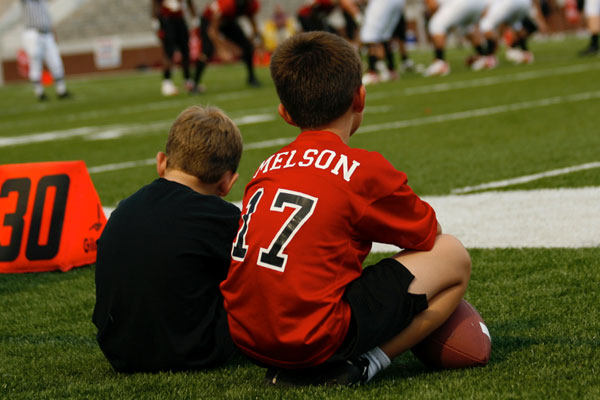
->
xmin=0 ymin=161 xmax=106 ymax=273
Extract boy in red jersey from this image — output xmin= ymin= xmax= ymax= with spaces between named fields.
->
xmin=220 ymin=31 xmax=471 ymax=386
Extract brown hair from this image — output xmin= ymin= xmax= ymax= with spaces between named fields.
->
xmin=165 ymin=106 xmax=243 ymax=183
xmin=269 ymin=31 xmax=362 ymax=129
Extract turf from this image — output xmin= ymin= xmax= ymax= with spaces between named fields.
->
xmin=1 ymin=35 xmax=599 ymax=399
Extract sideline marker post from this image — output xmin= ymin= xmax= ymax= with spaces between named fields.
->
xmin=0 ymin=161 xmax=106 ymax=273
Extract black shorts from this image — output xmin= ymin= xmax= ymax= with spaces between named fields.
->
xmin=332 ymin=258 xmax=428 ymax=360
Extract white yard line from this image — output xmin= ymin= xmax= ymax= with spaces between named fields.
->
xmin=369 ymin=62 xmax=600 ymax=99
xmin=358 ymin=90 xmax=600 ymax=134
xmin=452 ymin=162 xmax=600 ymax=193
xmin=0 ymin=114 xmax=276 ymax=147
xmin=5 ymin=89 xmax=600 ymax=149
xmin=3 ymin=61 xmax=599 ymax=132
xmin=102 ymin=187 xmax=600 ymax=249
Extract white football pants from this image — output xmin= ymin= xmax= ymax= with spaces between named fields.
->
xmin=22 ymin=28 xmax=65 ymax=83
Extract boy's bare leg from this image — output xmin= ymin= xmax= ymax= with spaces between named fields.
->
xmin=380 ymin=234 xmax=471 ymax=359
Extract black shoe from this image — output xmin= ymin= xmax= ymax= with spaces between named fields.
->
xmin=248 ymin=78 xmax=262 ymax=88
xmin=264 ymin=357 xmax=369 ymax=387
xmin=579 ymin=46 xmax=598 ymax=56
xmin=57 ymin=91 xmax=72 ymax=99
xmin=189 ymin=84 xmax=205 ymax=95
xmin=37 ymin=92 xmax=48 ymax=102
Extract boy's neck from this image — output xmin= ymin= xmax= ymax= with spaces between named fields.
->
xmin=301 ymin=107 xmax=358 ymax=145
xmin=162 ymin=169 xmax=219 ymax=196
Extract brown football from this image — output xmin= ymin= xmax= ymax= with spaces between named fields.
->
xmin=411 ymin=299 xmax=491 ymax=369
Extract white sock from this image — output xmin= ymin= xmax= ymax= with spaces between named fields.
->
xmin=33 ymin=82 xmax=44 ymax=97
xmin=361 ymin=346 xmax=391 ymax=382
xmin=55 ymin=79 xmax=67 ymax=95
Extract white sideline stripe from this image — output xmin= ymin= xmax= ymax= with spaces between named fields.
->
xmin=0 ymin=114 xmax=276 ymax=147
xmin=451 ymin=162 xmax=600 ymax=193
xmin=102 ymin=187 xmax=600 ymax=249
xmin=88 ymin=159 xmax=156 ymax=174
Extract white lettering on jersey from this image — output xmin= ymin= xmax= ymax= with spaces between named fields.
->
xmin=255 ymin=149 xmax=361 ymax=182
xmin=253 ymin=154 xmax=275 ymax=178
xmin=283 ymin=150 xmax=297 ymax=168
xmin=314 ymin=150 xmax=336 ymax=170
xmin=331 ymin=154 xmax=361 ymax=182
xmin=298 ymin=149 xmax=318 ymax=167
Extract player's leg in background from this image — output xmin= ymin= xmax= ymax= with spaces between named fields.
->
xmin=160 ymin=17 xmax=179 ymax=96
xmin=221 ymin=21 xmax=261 ymax=87
xmin=193 ymin=17 xmax=212 ymax=93
xmin=379 ymin=234 xmax=471 ymax=358
xmin=42 ymin=32 xmax=69 ymax=98
xmin=506 ymin=17 xmax=536 ymax=64
xmin=424 ymin=4 xmax=453 ymax=77
xmin=174 ymin=17 xmax=193 ymax=90
xmin=22 ymin=29 xmax=46 ymax=100
xmin=581 ymin=0 xmax=600 ymax=55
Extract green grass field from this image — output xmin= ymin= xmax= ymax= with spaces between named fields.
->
xmin=1 ymin=35 xmax=599 ymax=399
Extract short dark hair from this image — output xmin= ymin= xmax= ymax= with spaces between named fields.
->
xmin=269 ymin=31 xmax=362 ymax=129
xmin=165 ymin=106 xmax=243 ymax=183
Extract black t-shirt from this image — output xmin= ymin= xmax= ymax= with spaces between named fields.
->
xmin=92 ymin=178 xmax=240 ymax=372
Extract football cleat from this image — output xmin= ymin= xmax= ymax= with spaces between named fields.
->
xmin=161 ymin=79 xmax=178 ymax=96
xmin=471 ymin=55 xmax=498 ymax=71
xmin=505 ymin=48 xmax=534 ymax=64
xmin=399 ymin=58 xmax=415 ymax=73
xmin=189 ymin=84 xmax=205 ymax=95
xmin=578 ymin=46 xmax=598 ymax=56
xmin=375 ymin=61 xmax=391 ymax=82
xmin=423 ymin=59 xmax=450 ymax=77
xmin=57 ymin=90 xmax=72 ymax=100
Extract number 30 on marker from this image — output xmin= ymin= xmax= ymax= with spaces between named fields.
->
xmin=0 ymin=161 xmax=106 ymax=273
xmin=0 ymin=175 xmax=70 ymax=262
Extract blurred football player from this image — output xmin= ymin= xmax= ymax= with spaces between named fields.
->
xmin=152 ymin=0 xmax=197 ymax=96
xmin=423 ymin=0 xmax=487 ymax=77
xmin=21 ymin=0 xmax=71 ymax=101
xmin=580 ymin=0 xmax=600 ymax=55
xmin=474 ymin=0 xmax=544 ymax=70
xmin=297 ymin=0 xmax=362 ymax=38
xmin=193 ymin=0 xmax=263 ymax=92
xmin=360 ymin=0 xmax=406 ymax=84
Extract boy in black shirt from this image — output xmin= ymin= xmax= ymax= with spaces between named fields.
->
xmin=92 ymin=105 xmax=243 ymax=372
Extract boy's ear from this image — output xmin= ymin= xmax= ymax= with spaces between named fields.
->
xmin=156 ymin=151 xmax=167 ymax=177
xmin=216 ymin=171 xmax=239 ymax=197
xmin=278 ymin=103 xmax=298 ymax=127
xmin=353 ymin=85 xmax=366 ymax=113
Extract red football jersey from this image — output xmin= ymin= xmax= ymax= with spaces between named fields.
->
xmin=298 ymin=0 xmax=337 ymax=17
xmin=221 ymin=131 xmax=437 ymax=368
xmin=203 ymin=0 xmax=259 ymax=20
xmin=159 ymin=0 xmax=185 ymax=17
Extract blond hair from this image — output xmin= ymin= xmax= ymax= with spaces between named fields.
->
xmin=165 ymin=106 xmax=243 ymax=183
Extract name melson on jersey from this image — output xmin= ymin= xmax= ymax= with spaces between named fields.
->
xmin=253 ymin=148 xmax=361 ymax=182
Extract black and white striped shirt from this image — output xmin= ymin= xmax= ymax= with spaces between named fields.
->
xmin=22 ymin=0 xmax=53 ymax=33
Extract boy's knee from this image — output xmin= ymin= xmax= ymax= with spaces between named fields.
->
xmin=436 ymin=234 xmax=471 ymax=283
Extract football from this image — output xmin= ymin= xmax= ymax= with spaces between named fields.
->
xmin=411 ymin=299 xmax=491 ymax=369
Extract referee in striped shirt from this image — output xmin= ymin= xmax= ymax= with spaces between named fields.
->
xmin=21 ymin=0 xmax=71 ymax=100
